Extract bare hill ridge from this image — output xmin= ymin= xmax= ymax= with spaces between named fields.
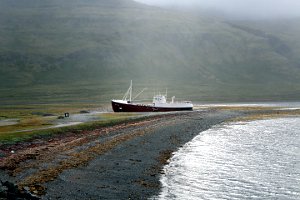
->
xmin=1 ymin=0 xmax=300 ymax=102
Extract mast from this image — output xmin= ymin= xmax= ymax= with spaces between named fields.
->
xmin=129 ymin=80 xmax=132 ymax=102
xmin=122 ymin=80 xmax=133 ymax=102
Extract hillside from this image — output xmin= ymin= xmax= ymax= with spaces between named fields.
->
xmin=1 ymin=0 xmax=300 ymax=103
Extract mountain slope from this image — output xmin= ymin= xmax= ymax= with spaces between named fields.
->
xmin=1 ymin=0 xmax=300 ymax=102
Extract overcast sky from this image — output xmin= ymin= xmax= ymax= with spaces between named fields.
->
xmin=134 ymin=0 xmax=300 ymax=19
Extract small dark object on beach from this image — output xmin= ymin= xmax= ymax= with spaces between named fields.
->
xmin=80 ymin=110 xmax=90 ymax=114
xmin=57 ymin=116 xmax=64 ymax=119
xmin=32 ymin=112 xmax=55 ymax=117
xmin=42 ymin=113 xmax=55 ymax=117
xmin=64 ymin=113 xmax=70 ymax=118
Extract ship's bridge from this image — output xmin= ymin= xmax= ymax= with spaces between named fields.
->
xmin=153 ymin=95 xmax=167 ymax=104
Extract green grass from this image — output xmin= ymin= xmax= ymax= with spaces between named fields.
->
xmin=0 ymin=110 xmax=142 ymax=144
xmin=0 ymin=103 xmax=101 ymax=118
xmin=0 ymin=102 xmax=99 ymax=143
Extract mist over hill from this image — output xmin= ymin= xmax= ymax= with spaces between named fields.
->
xmin=1 ymin=0 xmax=300 ymax=103
xmin=134 ymin=0 xmax=300 ymax=20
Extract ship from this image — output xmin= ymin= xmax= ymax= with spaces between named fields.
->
xmin=111 ymin=81 xmax=193 ymax=112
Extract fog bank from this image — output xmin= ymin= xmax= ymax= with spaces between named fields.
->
xmin=134 ymin=0 xmax=300 ymax=19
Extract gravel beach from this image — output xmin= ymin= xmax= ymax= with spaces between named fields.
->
xmin=44 ymin=110 xmax=240 ymax=199
xmin=0 ymin=109 xmax=252 ymax=199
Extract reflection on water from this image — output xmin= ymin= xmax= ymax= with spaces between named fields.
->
xmin=155 ymin=117 xmax=300 ymax=200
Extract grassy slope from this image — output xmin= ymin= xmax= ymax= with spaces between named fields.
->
xmin=1 ymin=0 xmax=300 ymax=103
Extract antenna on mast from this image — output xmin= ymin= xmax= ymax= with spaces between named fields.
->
xmin=165 ymin=88 xmax=168 ymax=99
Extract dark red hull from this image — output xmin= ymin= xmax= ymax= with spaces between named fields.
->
xmin=111 ymin=101 xmax=193 ymax=112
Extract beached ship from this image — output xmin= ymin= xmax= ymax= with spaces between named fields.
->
xmin=111 ymin=81 xmax=193 ymax=112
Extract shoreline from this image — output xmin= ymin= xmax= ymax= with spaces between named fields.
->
xmin=1 ymin=107 xmax=299 ymax=199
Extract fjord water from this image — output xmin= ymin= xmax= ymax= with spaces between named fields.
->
xmin=156 ymin=117 xmax=300 ymax=200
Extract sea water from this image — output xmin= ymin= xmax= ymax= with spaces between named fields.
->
xmin=155 ymin=117 xmax=300 ymax=200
